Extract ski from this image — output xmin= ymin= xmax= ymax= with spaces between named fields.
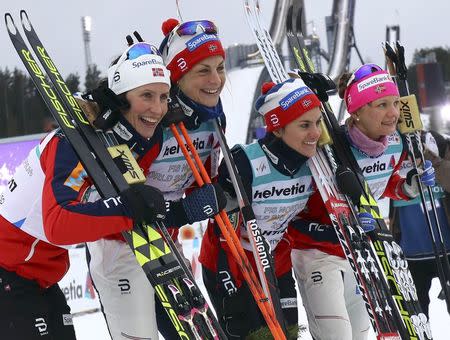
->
xmin=286 ymin=5 xmax=432 ymax=339
xmin=5 ymin=10 xmax=225 ymax=339
xmin=385 ymin=41 xmax=450 ymax=314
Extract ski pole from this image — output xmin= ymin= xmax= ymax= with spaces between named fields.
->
xmin=385 ymin=41 xmax=450 ymax=314
xmin=169 ymin=122 xmax=286 ymax=340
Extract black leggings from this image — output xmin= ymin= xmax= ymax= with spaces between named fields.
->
xmin=0 ymin=267 xmax=76 ymax=340
xmin=203 ymin=267 xmax=298 ymax=339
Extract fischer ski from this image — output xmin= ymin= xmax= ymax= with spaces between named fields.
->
xmin=5 ymin=10 xmax=225 ymax=340
xmin=285 ymin=5 xmax=432 ymax=339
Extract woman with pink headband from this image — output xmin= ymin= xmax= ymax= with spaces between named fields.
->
xmin=288 ymin=64 xmax=435 ymax=340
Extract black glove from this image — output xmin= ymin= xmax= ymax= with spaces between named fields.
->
xmin=167 ymin=183 xmax=227 ymax=226
xmin=183 ymin=183 xmax=227 ymax=222
xmin=120 ymin=184 xmax=166 ymax=225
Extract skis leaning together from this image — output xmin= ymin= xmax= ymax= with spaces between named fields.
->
xmin=243 ymin=0 xmax=432 ymax=339
xmin=384 ymin=41 xmax=450 ymax=314
xmin=5 ymin=10 xmax=225 ymax=340
xmin=285 ymin=5 xmax=432 ymax=340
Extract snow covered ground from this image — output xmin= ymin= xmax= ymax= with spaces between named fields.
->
xmin=70 ymin=237 xmax=450 ymax=340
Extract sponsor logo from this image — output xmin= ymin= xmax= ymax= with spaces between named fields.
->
xmin=62 ymin=314 xmax=73 ymax=326
xmin=113 ymin=148 xmax=141 ymax=180
xmin=177 ymin=58 xmax=188 ymax=72
xmin=261 ymin=144 xmax=279 ymax=165
xmin=261 ymin=229 xmax=286 ymax=236
xmin=132 ymin=59 xmax=159 ymax=68
xmin=311 ymin=271 xmax=323 ymax=283
xmin=387 ymin=133 xmax=401 ymax=144
xmin=186 ymin=33 xmax=218 ymax=52
xmin=118 ymin=279 xmax=131 ymax=294
xmin=23 ymin=159 xmax=33 ymax=177
xmin=251 ymin=156 xmax=271 ymax=177
xmin=253 ymin=183 xmax=305 ymax=199
xmin=62 ymin=280 xmax=83 ymax=301
xmin=308 ymin=222 xmax=329 ymax=232
xmin=247 ymin=219 xmax=271 ymax=271
xmin=400 ymin=98 xmax=418 ymax=129
xmin=331 ymin=202 xmax=348 ymax=209
xmin=113 ymin=71 xmax=120 ymax=82
xmin=203 ymin=204 xmax=214 ymax=216
xmin=113 ymin=122 xmax=133 ymax=141
xmin=163 ymin=138 xmax=205 ymax=156
xmin=361 ymin=160 xmax=387 ymax=174
xmin=357 ymin=74 xmax=392 ymax=92
xmin=218 ymin=270 xmax=237 ymax=295
xmin=103 ymin=196 xmax=122 ymax=208
xmin=35 ymin=317 xmax=48 ymax=335
xmin=269 ymin=113 xmax=279 ymax=126
xmin=8 ymin=179 xmax=17 ymax=192
xmin=279 ymin=87 xmax=311 ymax=110
xmin=280 ymin=298 xmax=297 ymax=309
xmin=156 ymin=266 xmax=180 ymax=278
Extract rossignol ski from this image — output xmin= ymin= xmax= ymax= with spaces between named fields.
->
xmin=5 ymin=10 xmax=225 ymax=340
xmin=384 ymin=41 xmax=450 ymax=314
xmin=285 ymin=4 xmax=432 ymax=339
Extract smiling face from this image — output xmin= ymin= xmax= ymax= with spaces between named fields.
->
xmin=177 ymin=55 xmax=225 ymax=107
xmin=122 ymin=83 xmax=170 ymax=139
xmin=273 ymin=107 xmax=322 ymax=158
xmin=354 ymin=95 xmax=400 ymax=140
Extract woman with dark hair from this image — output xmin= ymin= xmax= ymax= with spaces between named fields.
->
xmin=200 ymin=77 xmax=323 ymax=339
xmin=0 ymin=40 xmax=173 ymax=339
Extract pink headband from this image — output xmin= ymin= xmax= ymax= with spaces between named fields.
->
xmin=344 ymin=70 xmax=399 ymax=114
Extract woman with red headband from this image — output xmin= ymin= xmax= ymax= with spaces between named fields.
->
xmin=288 ymin=64 xmax=435 ymax=340
xmin=85 ymin=19 xmax=230 ymax=340
xmin=200 ymin=77 xmax=323 ymax=339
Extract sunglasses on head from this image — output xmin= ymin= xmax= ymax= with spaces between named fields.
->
xmin=347 ymin=64 xmax=383 ymax=87
xmin=127 ymin=42 xmax=161 ymax=60
xmin=176 ymin=20 xmax=218 ymax=36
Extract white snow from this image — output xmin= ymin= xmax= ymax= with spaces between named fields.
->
xmin=69 ymin=238 xmax=450 ymax=340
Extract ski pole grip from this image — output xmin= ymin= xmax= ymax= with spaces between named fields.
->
xmin=397 ymin=95 xmax=423 ymax=134
xmin=318 ymin=119 xmax=332 ymax=146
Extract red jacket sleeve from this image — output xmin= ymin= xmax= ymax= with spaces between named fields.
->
xmin=381 ymin=151 xmax=411 ymax=201
xmin=41 ymin=135 xmax=133 ymax=245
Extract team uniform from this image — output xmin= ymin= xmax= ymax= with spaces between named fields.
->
xmin=289 ymin=128 xmax=408 ymax=340
xmin=200 ymin=134 xmax=315 ymax=337
xmin=0 ymin=128 xmax=141 ymax=339
xmin=86 ymin=113 xmax=223 ymax=340
xmin=200 ymin=78 xmax=323 ymax=338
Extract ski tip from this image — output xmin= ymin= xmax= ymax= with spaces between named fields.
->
xmin=20 ymin=10 xmax=32 ymax=32
xmin=4 ymin=13 xmax=17 ymax=35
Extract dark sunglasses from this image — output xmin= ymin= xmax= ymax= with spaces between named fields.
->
xmin=176 ymin=20 xmax=218 ymax=36
xmin=347 ymin=64 xmax=383 ymax=86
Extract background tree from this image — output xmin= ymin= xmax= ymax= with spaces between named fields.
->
xmin=84 ymin=64 xmax=102 ymax=91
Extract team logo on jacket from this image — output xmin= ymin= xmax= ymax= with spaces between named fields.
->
xmin=253 ymin=183 xmax=305 ymax=199
xmin=64 ymin=162 xmax=87 ymax=192
xmin=163 ymin=137 xmax=205 ymax=156
xmin=251 ymin=156 xmax=271 ymax=177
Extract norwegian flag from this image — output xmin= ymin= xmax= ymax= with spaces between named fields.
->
xmin=152 ymin=67 xmax=165 ymax=77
